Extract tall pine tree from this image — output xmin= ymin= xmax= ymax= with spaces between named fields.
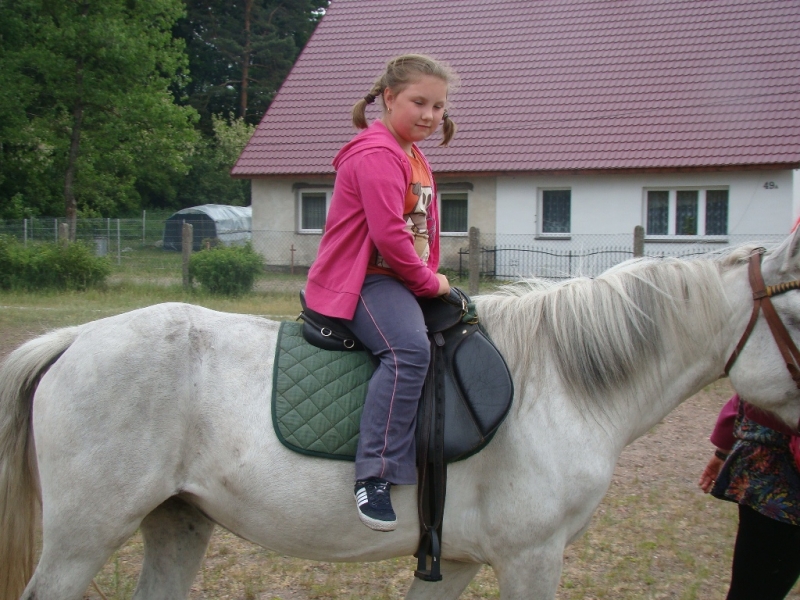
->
xmin=176 ymin=0 xmax=327 ymax=131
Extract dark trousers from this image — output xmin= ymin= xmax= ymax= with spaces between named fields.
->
xmin=345 ymin=275 xmax=430 ymax=485
xmin=726 ymin=504 xmax=800 ymax=600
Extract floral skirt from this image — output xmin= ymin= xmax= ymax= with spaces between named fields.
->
xmin=712 ymin=415 xmax=800 ymax=526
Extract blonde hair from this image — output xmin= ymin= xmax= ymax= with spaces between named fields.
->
xmin=352 ymin=54 xmax=458 ymax=146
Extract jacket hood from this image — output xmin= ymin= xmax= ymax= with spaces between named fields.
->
xmin=332 ymin=120 xmax=409 ymax=170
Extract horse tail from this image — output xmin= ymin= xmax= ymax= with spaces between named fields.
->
xmin=0 ymin=326 xmax=80 ymax=600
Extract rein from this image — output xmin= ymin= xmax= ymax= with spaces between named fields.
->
xmin=724 ymin=250 xmax=800 ymax=389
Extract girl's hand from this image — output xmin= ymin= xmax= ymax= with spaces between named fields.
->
xmin=436 ymin=273 xmax=451 ymax=296
xmin=698 ymin=452 xmax=726 ymax=493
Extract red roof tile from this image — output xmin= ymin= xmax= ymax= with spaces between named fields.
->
xmin=233 ymin=0 xmax=800 ymax=176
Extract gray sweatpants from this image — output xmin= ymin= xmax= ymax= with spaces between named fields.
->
xmin=344 ymin=275 xmax=430 ymax=485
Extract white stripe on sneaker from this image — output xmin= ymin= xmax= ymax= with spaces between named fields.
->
xmin=356 ymin=489 xmax=369 ymax=506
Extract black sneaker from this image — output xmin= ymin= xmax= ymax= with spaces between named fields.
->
xmin=354 ymin=478 xmax=397 ymax=531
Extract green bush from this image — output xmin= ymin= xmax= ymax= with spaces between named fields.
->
xmin=0 ymin=236 xmax=111 ymax=291
xmin=188 ymin=243 xmax=264 ymax=296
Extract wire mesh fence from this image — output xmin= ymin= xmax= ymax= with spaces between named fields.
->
xmin=0 ymin=218 xmax=788 ymax=290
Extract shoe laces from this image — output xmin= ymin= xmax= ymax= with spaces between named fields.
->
xmin=364 ymin=480 xmax=392 ymax=509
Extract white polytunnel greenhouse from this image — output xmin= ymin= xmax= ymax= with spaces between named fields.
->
xmin=162 ymin=204 xmax=252 ymax=251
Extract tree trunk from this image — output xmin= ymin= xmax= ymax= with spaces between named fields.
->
xmin=64 ymin=63 xmax=84 ymax=242
xmin=240 ymin=0 xmax=253 ymax=120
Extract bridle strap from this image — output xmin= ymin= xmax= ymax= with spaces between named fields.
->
xmin=724 ymin=250 xmax=800 ymax=390
xmin=761 ymin=290 xmax=800 ymax=388
xmin=723 ymin=252 xmax=766 ymax=376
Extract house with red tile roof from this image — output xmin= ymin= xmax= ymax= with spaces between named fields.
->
xmin=233 ymin=0 xmax=800 ymax=275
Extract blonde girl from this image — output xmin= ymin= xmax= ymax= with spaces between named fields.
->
xmin=304 ymin=54 xmax=458 ymax=531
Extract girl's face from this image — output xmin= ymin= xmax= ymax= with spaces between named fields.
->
xmin=382 ymin=75 xmax=448 ymax=154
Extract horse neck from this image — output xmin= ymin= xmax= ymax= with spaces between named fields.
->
xmin=612 ymin=261 xmax=755 ymax=446
xmin=615 ymin=341 xmax=730 ymax=446
xmin=477 ymin=257 xmax=748 ymax=450
xmin=498 ymin=334 xmax=731 ymax=454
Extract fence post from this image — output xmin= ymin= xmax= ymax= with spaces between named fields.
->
xmin=182 ymin=222 xmax=193 ymax=288
xmin=633 ymin=225 xmax=645 ymax=258
xmin=58 ymin=222 xmax=69 ymax=247
xmin=468 ymin=226 xmax=480 ymax=295
xmin=24 ymin=219 xmax=27 ymax=246
xmin=142 ymin=210 xmax=146 ymax=246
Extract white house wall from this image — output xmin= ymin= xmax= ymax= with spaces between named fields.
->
xmin=250 ymin=169 xmax=793 ymax=272
xmin=436 ymin=175 xmax=497 ymax=271
xmin=251 ymin=178 xmax=327 ymax=268
xmin=252 ymin=175 xmax=500 ymax=270
xmin=794 ymin=169 xmax=800 ymax=218
xmin=252 ymin=179 xmax=294 ymax=231
xmin=496 ymin=170 xmax=793 ymax=237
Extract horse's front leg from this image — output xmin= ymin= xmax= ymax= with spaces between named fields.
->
xmin=404 ymin=560 xmax=482 ymax=599
xmin=492 ymin=544 xmax=565 ymax=600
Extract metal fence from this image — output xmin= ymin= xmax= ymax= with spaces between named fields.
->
xmin=0 ymin=216 xmax=158 ymax=258
xmin=463 ymin=232 xmax=787 ymax=280
xmin=0 ymin=218 xmax=788 ymax=287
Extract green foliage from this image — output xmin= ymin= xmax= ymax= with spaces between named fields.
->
xmin=176 ymin=115 xmax=256 ymax=207
xmin=0 ymin=0 xmax=328 ymax=218
xmin=0 ymin=236 xmax=110 ymax=291
xmin=188 ymin=243 xmax=264 ymax=296
xmin=0 ymin=0 xmax=199 ymax=219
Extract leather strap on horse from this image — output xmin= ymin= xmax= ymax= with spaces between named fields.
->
xmin=723 ymin=252 xmax=767 ymax=376
xmin=414 ymin=332 xmax=447 ymax=582
xmin=725 ymin=250 xmax=800 ymax=389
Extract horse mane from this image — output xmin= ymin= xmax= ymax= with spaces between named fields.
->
xmin=474 ymin=244 xmax=760 ymax=412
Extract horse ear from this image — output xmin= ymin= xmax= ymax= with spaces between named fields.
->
xmin=775 ymin=227 xmax=800 ymax=273
xmin=780 ymin=224 xmax=800 ymax=274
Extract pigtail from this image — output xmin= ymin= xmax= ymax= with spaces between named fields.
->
xmin=439 ymin=110 xmax=457 ymax=146
xmin=352 ymin=82 xmax=384 ymax=129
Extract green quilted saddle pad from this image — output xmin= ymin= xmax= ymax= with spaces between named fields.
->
xmin=272 ymin=321 xmax=376 ymax=460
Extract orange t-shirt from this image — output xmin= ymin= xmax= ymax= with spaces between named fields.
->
xmin=367 ymin=151 xmax=433 ymax=277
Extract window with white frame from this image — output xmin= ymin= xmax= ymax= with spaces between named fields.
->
xmin=440 ymin=191 xmax=468 ymax=234
xmin=540 ymin=189 xmax=571 ymax=234
xmin=645 ymin=188 xmax=728 ymax=237
xmin=297 ymin=188 xmax=330 ymax=233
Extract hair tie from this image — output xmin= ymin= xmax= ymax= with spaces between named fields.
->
xmin=443 ymin=110 xmax=450 ymax=121
xmin=364 ymin=93 xmax=376 ymax=104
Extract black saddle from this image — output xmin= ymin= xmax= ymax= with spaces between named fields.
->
xmin=298 ymin=288 xmax=514 ymax=581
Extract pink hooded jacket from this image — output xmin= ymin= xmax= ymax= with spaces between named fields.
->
xmin=305 ymin=120 xmax=441 ymax=319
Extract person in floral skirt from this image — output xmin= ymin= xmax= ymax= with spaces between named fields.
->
xmin=699 ymin=393 xmax=800 ymax=599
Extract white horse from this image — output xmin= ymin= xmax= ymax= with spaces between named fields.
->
xmin=3 ymin=231 xmax=800 ymax=600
